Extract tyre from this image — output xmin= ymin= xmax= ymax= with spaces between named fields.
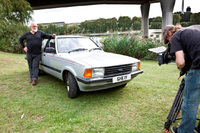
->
xmin=65 ymin=72 xmax=79 ymax=98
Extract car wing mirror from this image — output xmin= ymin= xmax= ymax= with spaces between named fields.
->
xmin=45 ymin=47 xmax=56 ymax=53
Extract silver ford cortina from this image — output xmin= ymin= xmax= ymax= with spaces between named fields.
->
xmin=40 ymin=35 xmax=143 ymax=98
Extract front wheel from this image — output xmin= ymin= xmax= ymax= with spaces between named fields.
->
xmin=65 ymin=72 xmax=79 ymax=98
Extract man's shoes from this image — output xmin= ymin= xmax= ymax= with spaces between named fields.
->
xmin=30 ymin=80 xmax=33 ymax=83
xmin=171 ymin=126 xmax=178 ymax=133
xmin=32 ymin=80 xmax=37 ymax=85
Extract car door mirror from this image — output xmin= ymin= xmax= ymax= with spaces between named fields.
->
xmin=45 ymin=47 xmax=56 ymax=53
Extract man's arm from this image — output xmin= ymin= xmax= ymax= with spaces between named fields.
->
xmin=19 ymin=34 xmax=27 ymax=52
xmin=175 ymin=50 xmax=185 ymax=70
xmin=41 ymin=31 xmax=56 ymax=38
xmin=19 ymin=35 xmax=26 ymax=48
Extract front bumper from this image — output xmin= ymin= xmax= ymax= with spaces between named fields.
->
xmin=76 ymin=69 xmax=143 ymax=91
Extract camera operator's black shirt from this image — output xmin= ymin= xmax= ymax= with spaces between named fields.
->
xmin=19 ymin=30 xmax=52 ymax=54
xmin=170 ymin=25 xmax=200 ymax=69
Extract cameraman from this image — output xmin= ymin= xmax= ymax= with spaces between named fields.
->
xmin=163 ymin=25 xmax=200 ymax=133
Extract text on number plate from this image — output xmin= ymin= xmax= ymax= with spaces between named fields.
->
xmin=112 ymin=74 xmax=131 ymax=83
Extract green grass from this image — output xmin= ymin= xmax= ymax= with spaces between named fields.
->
xmin=0 ymin=51 xmax=199 ymax=133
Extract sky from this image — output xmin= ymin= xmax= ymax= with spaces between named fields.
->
xmin=31 ymin=0 xmax=200 ymax=24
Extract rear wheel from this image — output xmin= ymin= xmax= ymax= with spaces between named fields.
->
xmin=65 ymin=72 xmax=79 ymax=98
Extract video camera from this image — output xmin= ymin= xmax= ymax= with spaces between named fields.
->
xmin=149 ymin=43 xmax=191 ymax=78
xmin=149 ymin=43 xmax=175 ymax=66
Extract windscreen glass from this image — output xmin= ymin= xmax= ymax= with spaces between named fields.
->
xmin=57 ymin=37 xmax=98 ymax=53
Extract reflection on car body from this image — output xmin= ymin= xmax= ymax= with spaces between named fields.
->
xmin=40 ymin=35 xmax=143 ymax=98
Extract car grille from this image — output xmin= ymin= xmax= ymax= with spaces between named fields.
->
xmin=104 ymin=64 xmax=132 ymax=77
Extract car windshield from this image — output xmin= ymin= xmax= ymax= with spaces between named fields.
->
xmin=57 ymin=37 xmax=99 ymax=53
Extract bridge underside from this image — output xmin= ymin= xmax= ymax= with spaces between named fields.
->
xmin=27 ymin=0 xmax=176 ymax=38
xmin=27 ymin=0 xmax=160 ymax=10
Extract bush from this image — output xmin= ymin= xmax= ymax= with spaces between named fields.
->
xmin=0 ymin=22 xmax=29 ymax=53
xmin=132 ymin=21 xmax=141 ymax=30
xmin=101 ymin=34 xmax=163 ymax=60
xmin=180 ymin=22 xmax=192 ymax=27
xmin=149 ymin=17 xmax=162 ymax=29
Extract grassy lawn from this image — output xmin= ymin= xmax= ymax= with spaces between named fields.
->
xmin=0 ymin=51 xmax=199 ymax=133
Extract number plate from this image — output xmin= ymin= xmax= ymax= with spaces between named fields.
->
xmin=112 ymin=74 xmax=131 ymax=83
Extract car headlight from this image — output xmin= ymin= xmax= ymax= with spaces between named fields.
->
xmin=132 ymin=62 xmax=141 ymax=72
xmin=84 ymin=68 xmax=105 ymax=78
xmin=92 ymin=68 xmax=105 ymax=77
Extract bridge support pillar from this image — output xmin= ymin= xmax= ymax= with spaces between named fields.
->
xmin=141 ymin=2 xmax=150 ymax=38
xmin=160 ymin=0 xmax=176 ymax=31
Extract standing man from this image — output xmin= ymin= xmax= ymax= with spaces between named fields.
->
xmin=163 ymin=25 xmax=200 ymax=133
xmin=19 ymin=22 xmax=56 ymax=85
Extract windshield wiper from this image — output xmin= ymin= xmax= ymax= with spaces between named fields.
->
xmin=89 ymin=47 xmax=102 ymax=52
xmin=68 ymin=48 xmax=88 ymax=53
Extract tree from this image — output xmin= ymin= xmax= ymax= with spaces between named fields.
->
xmin=190 ymin=12 xmax=200 ymax=24
xmin=87 ymin=21 xmax=96 ymax=33
xmin=132 ymin=21 xmax=141 ymax=30
xmin=67 ymin=23 xmax=79 ymax=34
xmin=149 ymin=17 xmax=162 ymax=29
xmin=58 ymin=24 xmax=66 ymax=35
xmin=38 ymin=25 xmax=47 ymax=33
xmin=0 ymin=0 xmax=33 ymax=53
xmin=181 ymin=12 xmax=192 ymax=22
xmin=0 ymin=0 xmax=32 ymax=24
xmin=46 ymin=24 xmax=59 ymax=34
xmin=96 ymin=18 xmax=106 ymax=33
xmin=80 ymin=18 xmax=118 ymax=33
xmin=106 ymin=17 xmax=117 ymax=32
xmin=174 ymin=11 xmax=192 ymax=22
xmin=132 ymin=17 xmax=142 ymax=30
xmin=132 ymin=17 xmax=141 ymax=24
xmin=80 ymin=21 xmax=88 ymax=33
xmin=118 ymin=16 xmax=132 ymax=31
xmin=173 ymin=14 xmax=181 ymax=25
xmin=186 ymin=6 xmax=191 ymax=12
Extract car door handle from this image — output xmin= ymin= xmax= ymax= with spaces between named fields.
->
xmin=43 ymin=54 xmax=46 ymax=56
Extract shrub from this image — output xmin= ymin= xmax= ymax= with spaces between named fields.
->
xmin=0 ymin=22 xmax=29 ymax=53
xmin=180 ymin=22 xmax=192 ymax=27
xmin=101 ymin=34 xmax=163 ymax=60
xmin=132 ymin=21 xmax=141 ymax=30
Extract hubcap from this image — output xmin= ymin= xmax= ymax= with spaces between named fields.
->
xmin=67 ymin=85 xmax=70 ymax=92
xmin=67 ymin=77 xmax=70 ymax=92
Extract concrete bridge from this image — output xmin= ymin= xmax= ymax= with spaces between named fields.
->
xmin=27 ymin=0 xmax=176 ymax=37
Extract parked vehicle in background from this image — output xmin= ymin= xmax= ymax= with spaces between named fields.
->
xmin=40 ymin=35 xmax=143 ymax=98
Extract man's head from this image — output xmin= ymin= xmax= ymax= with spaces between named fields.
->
xmin=163 ymin=24 xmax=182 ymax=44
xmin=30 ymin=22 xmax=38 ymax=33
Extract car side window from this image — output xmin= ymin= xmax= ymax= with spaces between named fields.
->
xmin=42 ymin=39 xmax=48 ymax=51
xmin=44 ymin=39 xmax=56 ymax=52
xmin=48 ymin=39 xmax=55 ymax=49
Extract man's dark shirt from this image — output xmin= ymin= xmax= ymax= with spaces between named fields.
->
xmin=19 ymin=30 xmax=52 ymax=54
xmin=170 ymin=25 xmax=200 ymax=69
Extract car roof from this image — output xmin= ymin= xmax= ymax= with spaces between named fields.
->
xmin=56 ymin=35 xmax=87 ymax=39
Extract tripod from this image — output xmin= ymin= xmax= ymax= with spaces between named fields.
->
xmin=164 ymin=78 xmax=200 ymax=133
